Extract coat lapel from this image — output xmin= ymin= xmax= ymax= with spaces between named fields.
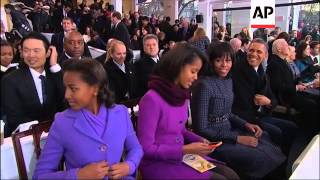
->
xmin=72 ymin=110 xmax=105 ymax=144
xmin=101 ymin=107 xmax=120 ymax=141
xmin=111 ymin=61 xmax=126 ymax=75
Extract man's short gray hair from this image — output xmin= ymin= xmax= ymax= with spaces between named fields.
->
xmin=272 ymin=39 xmax=287 ymax=55
xmin=143 ymin=34 xmax=158 ymax=46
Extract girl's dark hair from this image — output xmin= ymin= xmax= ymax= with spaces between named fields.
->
xmin=296 ymin=41 xmax=309 ymax=59
xmin=153 ymin=43 xmax=208 ymax=82
xmin=206 ymin=42 xmax=235 ymax=77
xmin=0 ymin=40 xmax=15 ymax=55
xmin=63 ymin=58 xmax=114 ymax=108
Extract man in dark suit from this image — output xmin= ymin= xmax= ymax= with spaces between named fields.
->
xmin=27 ymin=3 xmax=49 ymax=32
xmin=104 ymin=40 xmax=138 ymax=102
xmin=232 ymin=38 xmax=298 ymax=146
xmin=158 ymin=16 xmax=173 ymax=39
xmin=1 ymin=32 xmax=65 ymax=136
xmin=51 ymin=2 xmax=74 ymax=32
xmin=58 ymin=31 xmax=91 ymax=65
xmin=236 ymin=38 xmax=250 ymax=63
xmin=110 ymin=11 xmax=131 ymax=48
xmin=4 ymin=4 xmax=32 ymax=38
xmin=310 ymin=41 xmax=319 ymax=65
xmin=267 ymin=39 xmax=319 ymax=133
xmin=135 ymin=34 xmax=159 ymax=97
xmin=177 ymin=19 xmax=193 ymax=42
xmin=50 ymin=17 xmax=73 ymax=55
xmin=130 ymin=11 xmax=140 ymax=35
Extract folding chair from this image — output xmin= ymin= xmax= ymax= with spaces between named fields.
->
xmin=11 ymin=129 xmax=34 ymax=179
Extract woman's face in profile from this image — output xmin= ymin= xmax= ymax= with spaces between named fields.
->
xmin=63 ymin=71 xmax=99 ymax=110
xmin=303 ymin=45 xmax=311 ymax=57
xmin=175 ymin=57 xmax=202 ymax=89
xmin=212 ymin=56 xmax=232 ymax=78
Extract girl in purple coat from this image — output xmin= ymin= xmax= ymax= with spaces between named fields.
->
xmin=137 ymin=44 xmax=239 ymax=179
xmin=33 ymin=58 xmax=143 ymax=179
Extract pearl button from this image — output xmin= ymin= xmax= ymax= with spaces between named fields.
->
xmin=99 ymin=145 xmax=107 ymax=151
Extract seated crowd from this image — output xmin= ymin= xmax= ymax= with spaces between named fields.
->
xmin=1 ymin=1 xmax=319 ymax=179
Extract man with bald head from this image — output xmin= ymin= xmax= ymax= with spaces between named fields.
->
xmin=230 ymin=38 xmax=242 ymax=52
xmin=58 ymin=31 xmax=91 ymax=65
xmin=230 ymin=37 xmax=245 ymax=63
xmin=267 ymin=39 xmax=319 ymax=133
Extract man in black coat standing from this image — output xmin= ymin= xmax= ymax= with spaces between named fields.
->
xmin=110 ymin=11 xmax=131 ymax=49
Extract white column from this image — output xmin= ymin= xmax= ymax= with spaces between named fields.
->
xmin=174 ymin=0 xmax=178 ymax=20
xmin=1 ymin=7 xmax=8 ymax=32
xmin=292 ymin=5 xmax=301 ymax=31
xmin=231 ymin=8 xmax=250 ymax=37
xmin=111 ymin=0 xmax=123 ymax=13
xmin=213 ymin=4 xmax=226 ymax=27
xmin=275 ymin=0 xmax=291 ymax=33
xmin=198 ymin=1 xmax=213 ymax=40
xmin=134 ymin=0 xmax=139 ymax=12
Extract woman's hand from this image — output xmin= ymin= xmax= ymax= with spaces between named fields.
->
xmin=237 ymin=136 xmax=258 ymax=147
xmin=77 ymin=160 xmax=109 ymax=179
xmin=245 ymin=123 xmax=263 ymax=138
xmin=202 ymin=138 xmax=210 ymax=144
xmin=109 ymin=162 xmax=130 ymax=179
xmin=183 ymin=142 xmax=214 ymax=156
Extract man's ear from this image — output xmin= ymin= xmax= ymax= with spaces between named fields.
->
xmin=276 ymin=46 xmax=282 ymax=54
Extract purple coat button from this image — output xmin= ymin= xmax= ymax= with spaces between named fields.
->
xmin=99 ymin=145 xmax=107 ymax=151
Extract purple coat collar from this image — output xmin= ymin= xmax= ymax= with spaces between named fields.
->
xmin=66 ymin=106 xmax=118 ymax=144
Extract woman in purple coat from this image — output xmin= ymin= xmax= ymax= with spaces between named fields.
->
xmin=137 ymin=44 xmax=239 ymax=179
xmin=33 ymin=58 xmax=143 ymax=179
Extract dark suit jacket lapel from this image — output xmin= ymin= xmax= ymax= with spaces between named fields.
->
xmin=110 ymin=60 xmax=126 ymax=76
xmin=43 ymin=72 xmax=55 ymax=106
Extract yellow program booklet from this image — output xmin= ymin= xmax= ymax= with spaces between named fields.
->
xmin=183 ymin=154 xmax=216 ymax=173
